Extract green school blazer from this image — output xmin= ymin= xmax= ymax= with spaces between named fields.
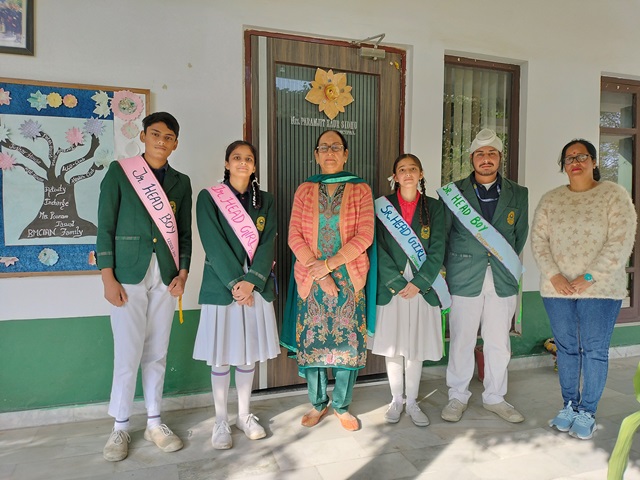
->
xmin=376 ymin=194 xmax=446 ymax=307
xmin=444 ymin=175 xmax=528 ymax=298
xmin=196 ymin=188 xmax=277 ymax=306
xmin=96 ymin=160 xmax=193 ymax=286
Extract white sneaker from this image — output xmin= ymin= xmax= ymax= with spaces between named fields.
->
xmin=384 ymin=402 xmax=402 ymax=424
xmin=103 ymin=429 xmax=130 ymax=462
xmin=406 ymin=403 xmax=430 ymax=427
xmin=212 ymin=421 xmax=232 ymax=449
xmin=441 ymin=399 xmax=467 ymax=422
xmin=236 ymin=414 xmax=266 ymax=440
xmin=144 ymin=424 xmax=183 ymax=452
xmin=483 ymin=401 xmax=524 ymax=423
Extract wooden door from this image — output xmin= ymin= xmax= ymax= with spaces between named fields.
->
xmin=245 ymin=30 xmax=406 ymax=389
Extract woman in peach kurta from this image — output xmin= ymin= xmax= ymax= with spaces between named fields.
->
xmin=282 ymin=130 xmax=374 ymax=431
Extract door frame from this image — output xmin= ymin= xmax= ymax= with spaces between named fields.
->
xmin=243 ymin=29 xmax=407 ymax=390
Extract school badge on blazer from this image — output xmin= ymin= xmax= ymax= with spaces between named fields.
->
xmin=256 ymin=216 xmax=266 ymax=232
xmin=507 ymin=211 xmax=515 ymax=225
xmin=421 ymin=225 xmax=430 ymax=239
xmin=170 ymin=201 xmax=177 ymax=213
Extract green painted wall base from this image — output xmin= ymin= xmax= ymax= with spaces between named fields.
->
xmin=0 ymin=310 xmax=211 ymax=414
xmin=2 ymin=291 xmax=640 ymax=413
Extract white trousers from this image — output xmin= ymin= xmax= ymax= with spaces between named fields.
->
xmin=446 ymin=267 xmax=516 ymax=405
xmin=108 ymin=254 xmax=177 ymax=420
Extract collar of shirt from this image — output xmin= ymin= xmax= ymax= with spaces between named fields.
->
xmin=470 ymin=172 xmax=502 ymax=220
xmin=471 ymin=172 xmax=502 ymax=198
xmin=397 ymin=189 xmax=420 ymax=225
xmin=224 ymin=180 xmax=250 ymax=210
xmin=141 ymin=154 xmax=169 ymax=185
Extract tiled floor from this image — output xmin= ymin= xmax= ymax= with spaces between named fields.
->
xmin=3 ymin=355 xmax=640 ymax=479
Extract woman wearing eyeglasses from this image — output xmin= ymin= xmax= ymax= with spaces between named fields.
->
xmin=282 ymin=129 xmax=374 ymax=431
xmin=531 ymin=138 xmax=636 ymax=440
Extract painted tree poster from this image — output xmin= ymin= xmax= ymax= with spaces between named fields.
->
xmin=0 ymin=78 xmax=149 ymax=276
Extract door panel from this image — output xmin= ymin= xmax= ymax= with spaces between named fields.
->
xmin=245 ymin=31 xmax=406 ymax=389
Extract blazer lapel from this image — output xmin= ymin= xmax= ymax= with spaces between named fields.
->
xmin=492 ymin=178 xmax=514 ymax=222
xmin=460 ymin=177 xmax=482 ymax=214
xmin=163 ymin=166 xmax=178 ymax=194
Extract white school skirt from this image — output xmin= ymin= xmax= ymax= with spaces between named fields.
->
xmin=193 ymin=292 xmax=280 ymax=367
xmin=369 ymin=261 xmax=443 ymax=362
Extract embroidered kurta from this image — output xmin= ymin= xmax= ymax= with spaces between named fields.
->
xmin=293 ymin=184 xmax=369 ymax=370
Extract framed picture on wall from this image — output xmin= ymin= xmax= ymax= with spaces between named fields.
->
xmin=0 ymin=0 xmax=34 ymax=56
xmin=0 ymin=77 xmax=150 ymax=276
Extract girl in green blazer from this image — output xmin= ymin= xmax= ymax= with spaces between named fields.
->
xmin=193 ymin=141 xmax=279 ymax=450
xmin=370 ymin=154 xmax=446 ymax=427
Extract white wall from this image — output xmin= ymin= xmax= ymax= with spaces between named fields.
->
xmin=2 ymin=0 xmax=639 ymax=320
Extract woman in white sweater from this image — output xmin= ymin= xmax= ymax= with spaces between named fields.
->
xmin=531 ymin=139 xmax=636 ymax=440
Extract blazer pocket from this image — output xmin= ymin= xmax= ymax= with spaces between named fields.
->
xmin=114 ymin=235 xmax=140 ymax=267
xmin=445 ymin=251 xmax=472 ymax=276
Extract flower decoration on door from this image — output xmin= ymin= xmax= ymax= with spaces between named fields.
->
xmin=305 ymin=68 xmax=354 ymax=120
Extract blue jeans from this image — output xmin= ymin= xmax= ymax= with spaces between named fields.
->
xmin=542 ymin=298 xmax=621 ymax=415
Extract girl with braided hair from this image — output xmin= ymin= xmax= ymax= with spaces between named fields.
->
xmin=193 ymin=140 xmax=279 ymax=449
xmin=370 ymin=153 xmax=446 ymax=427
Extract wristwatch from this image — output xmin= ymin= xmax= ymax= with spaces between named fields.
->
xmin=584 ymin=273 xmax=595 ymax=283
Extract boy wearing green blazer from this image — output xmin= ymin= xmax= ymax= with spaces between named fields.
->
xmin=440 ymin=129 xmax=528 ymax=424
xmin=97 ymin=112 xmax=192 ymax=461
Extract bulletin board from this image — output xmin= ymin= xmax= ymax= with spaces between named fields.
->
xmin=0 ymin=78 xmax=150 ymax=276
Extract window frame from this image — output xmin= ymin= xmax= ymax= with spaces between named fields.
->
xmin=600 ymin=76 xmax=640 ymax=323
xmin=443 ymin=55 xmax=521 ymax=182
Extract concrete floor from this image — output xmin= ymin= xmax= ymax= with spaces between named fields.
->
xmin=2 ymin=355 xmax=640 ymax=479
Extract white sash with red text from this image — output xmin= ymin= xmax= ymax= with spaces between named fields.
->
xmin=118 ymin=156 xmax=179 ymax=270
xmin=207 ymin=184 xmax=259 ymax=262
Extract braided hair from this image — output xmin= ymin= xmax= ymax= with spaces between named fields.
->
xmin=392 ymin=153 xmax=431 ymax=228
xmin=224 ymin=140 xmax=262 ymax=209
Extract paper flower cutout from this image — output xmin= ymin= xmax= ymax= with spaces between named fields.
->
xmin=94 ymin=147 xmax=113 ymax=168
xmin=0 ymin=152 xmax=16 ymax=170
xmin=91 ymin=91 xmax=111 ymax=117
xmin=0 ymin=124 xmax=10 ymax=143
xmin=83 ymin=117 xmax=105 ymax=137
xmin=121 ymin=121 xmax=140 ymax=139
xmin=0 ymin=256 xmax=19 ymax=267
xmin=111 ymin=90 xmax=143 ymax=121
xmin=92 ymin=90 xmax=109 ymax=105
xmin=28 ymin=90 xmax=48 ymax=111
xmin=47 ymin=92 xmax=63 ymax=108
xmin=94 ymin=102 xmax=110 ymax=118
xmin=63 ymin=94 xmax=78 ymax=108
xmin=65 ymin=127 xmax=85 ymax=146
xmin=38 ymin=248 xmax=59 ymax=266
xmin=88 ymin=251 xmax=97 ymax=266
xmin=19 ymin=119 xmax=42 ymax=140
xmin=0 ymin=88 xmax=11 ymax=106
xmin=305 ymin=68 xmax=354 ymax=120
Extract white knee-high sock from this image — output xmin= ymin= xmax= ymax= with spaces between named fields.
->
xmin=405 ymin=358 xmax=423 ymax=405
xmin=211 ymin=366 xmax=231 ymax=422
xmin=235 ymin=363 xmax=256 ymax=418
xmin=385 ymin=356 xmax=405 ymax=404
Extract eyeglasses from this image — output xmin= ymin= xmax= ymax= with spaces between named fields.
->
xmin=316 ymin=143 xmax=344 ymax=153
xmin=563 ymin=153 xmax=592 ymax=165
